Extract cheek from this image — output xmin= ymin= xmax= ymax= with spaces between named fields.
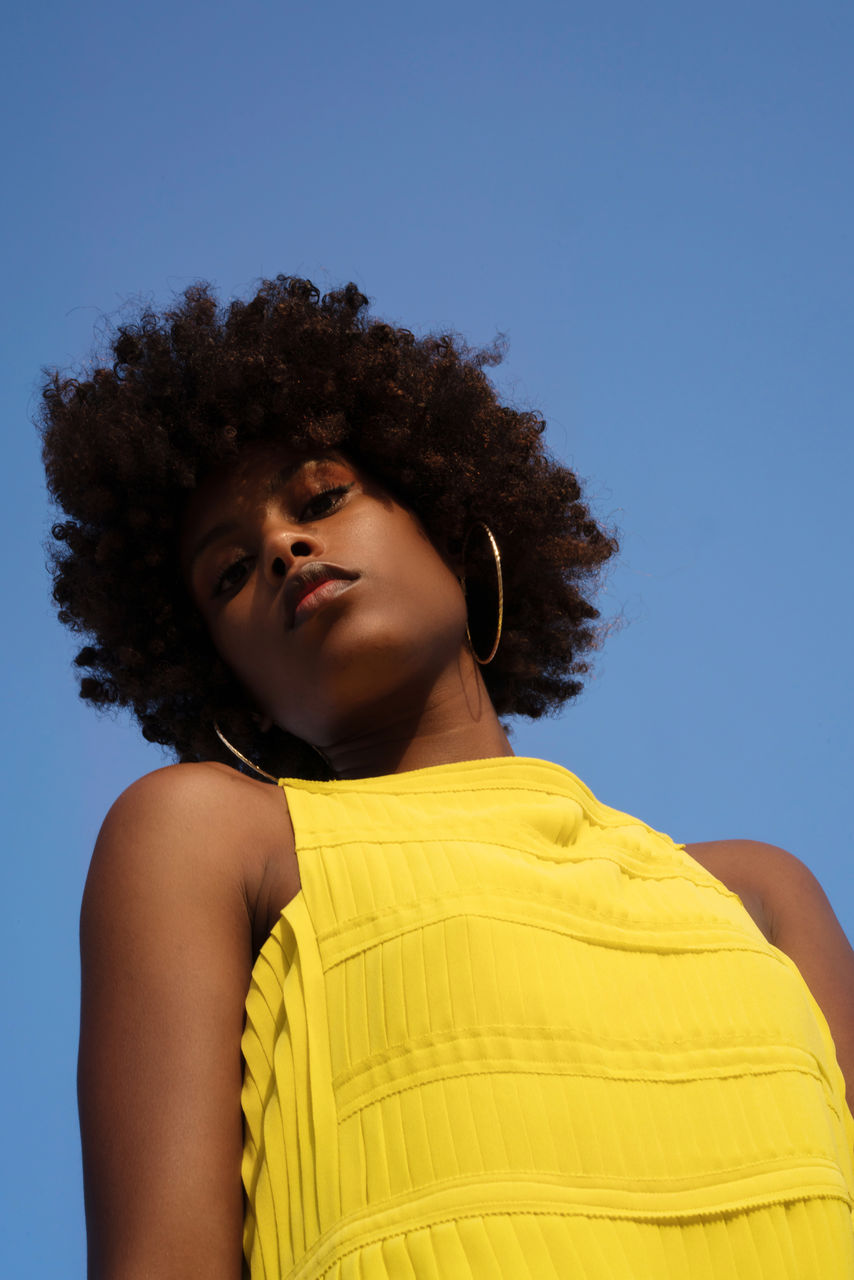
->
xmin=420 ymin=565 xmax=468 ymax=636
xmin=207 ymin=595 xmax=283 ymax=705
xmin=379 ymin=535 xmax=468 ymax=638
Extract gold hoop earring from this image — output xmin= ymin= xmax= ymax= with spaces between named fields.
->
xmin=214 ymin=723 xmax=279 ymax=783
xmin=460 ymin=521 xmax=504 ymax=665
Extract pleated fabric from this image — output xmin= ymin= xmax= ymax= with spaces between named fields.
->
xmin=241 ymin=757 xmax=854 ymax=1278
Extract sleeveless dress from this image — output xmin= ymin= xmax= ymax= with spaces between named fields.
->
xmin=241 ymin=757 xmax=854 ymax=1278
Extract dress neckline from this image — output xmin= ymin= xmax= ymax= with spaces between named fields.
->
xmin=278 ymin=755 xmax=597 ymax=802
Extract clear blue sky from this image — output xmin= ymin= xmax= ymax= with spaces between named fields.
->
xmin=2 ymin=1 xmax=852 ymax=1271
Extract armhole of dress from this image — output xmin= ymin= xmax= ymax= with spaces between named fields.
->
xmin=276 ymin=778 xmax=303 ymax=895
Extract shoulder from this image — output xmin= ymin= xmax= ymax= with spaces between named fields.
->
xmin=96 ymin=757 xmax=287 ymax=838
xmin=685 ymin=838 xmax=854 ymax=1094
xmin=86 ymin=761 xmax=297 ymax=956
xmin=684 ymin=838 xmax=815 ymax=944
xmin=684 ymin=836 xmax=849 ymax=961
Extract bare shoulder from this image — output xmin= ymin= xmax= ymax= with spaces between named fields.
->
xmin=88 ymin=761 xmax=298 ymax=951
xmin=95 ymin=758 xmax=290 ymax=858
xmin=685 ymin=838 xmax=854 ymax=1094
xmin=684 ymin=838 xmax=813 ymax=943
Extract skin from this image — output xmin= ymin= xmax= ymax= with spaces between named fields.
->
xmin=180 ymin=445 xmax=512 ymax=777
xmin=78 ymin=444 xmax=854 ymax=1279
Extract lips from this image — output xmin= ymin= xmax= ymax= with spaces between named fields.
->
xmin=285 ymin=562 xmax=359 ymax=628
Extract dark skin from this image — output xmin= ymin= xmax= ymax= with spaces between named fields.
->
xmin=79 ymin=445 xmax=854 ymax=1279
xmin=181 ymin=445 xmax=513 ymax=777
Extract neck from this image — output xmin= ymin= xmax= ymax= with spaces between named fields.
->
xmin=319 ymin=661 xmax=513 ymax=780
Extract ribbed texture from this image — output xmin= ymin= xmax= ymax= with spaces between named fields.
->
xmin=241 ymin=757 xmax=854 ymax=1277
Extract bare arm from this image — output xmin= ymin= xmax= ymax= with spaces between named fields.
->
xmin=79 ymin=764 xmax=260 ymax=1280
xmin=687 ymin=839 xmax=854 ymax=1101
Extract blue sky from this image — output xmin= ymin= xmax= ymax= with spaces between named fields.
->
xmin=2 ymin=1 xmax=852 ymax=1270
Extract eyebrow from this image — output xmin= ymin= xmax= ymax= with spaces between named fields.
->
xmin=261 ymin=459 xmax=308 ymax=502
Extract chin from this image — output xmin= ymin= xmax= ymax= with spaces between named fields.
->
xmin=282 ymin=621 xmax=466 ymax=744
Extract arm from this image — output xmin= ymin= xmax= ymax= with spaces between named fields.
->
xmin=687 ymin=839 xmax=854 ymax=1101
xmin=79 ymin=764 xmax=256 ymax=1280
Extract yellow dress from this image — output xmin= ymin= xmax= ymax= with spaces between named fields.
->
xmin=241 ymin=758 xmax=854 ymax=1278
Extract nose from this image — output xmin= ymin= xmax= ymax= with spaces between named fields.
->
xmin=262 ymin=524 xmax=323 ymax=587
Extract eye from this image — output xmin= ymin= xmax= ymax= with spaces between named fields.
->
xmin=212 ymin=556 xmax=253 ymax=598
xmin=299 ymin=484 xmax=353 ymax=522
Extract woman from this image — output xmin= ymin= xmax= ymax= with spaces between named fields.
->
xmin=42 ymin=277 xmax=854 ymax=1278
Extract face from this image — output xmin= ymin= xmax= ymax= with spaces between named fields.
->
xmin=181 ymin=443 xmax=470 ymax=746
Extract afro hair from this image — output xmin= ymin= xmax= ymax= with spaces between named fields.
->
xmin=40 ymin=276 xmax=617 ymax=779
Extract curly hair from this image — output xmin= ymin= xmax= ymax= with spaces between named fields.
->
xmin=39 ymin=276 xmax=617 ymax=779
